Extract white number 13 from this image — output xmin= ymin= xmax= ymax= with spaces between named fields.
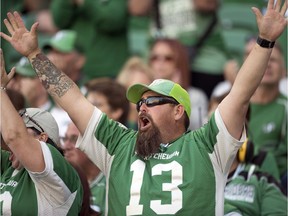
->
xmin=126 ymin=160 xmax=183 ymax=215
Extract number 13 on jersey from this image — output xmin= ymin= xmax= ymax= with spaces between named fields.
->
xmin=126 ymin=160 xmax=183 ymax=215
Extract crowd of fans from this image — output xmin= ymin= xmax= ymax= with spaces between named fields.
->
xmin=1 ymin=0 xmax=287 ymax=215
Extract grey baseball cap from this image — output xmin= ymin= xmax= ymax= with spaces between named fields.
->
xmin=20 ymin=108 xmax=60 ymax=145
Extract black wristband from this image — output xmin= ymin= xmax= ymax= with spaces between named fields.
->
xmin=256 ymin=36 xmax=275 ymax=48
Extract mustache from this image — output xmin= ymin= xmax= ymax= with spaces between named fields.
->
xmin=138 ymin=112 xmax=152 ymax=120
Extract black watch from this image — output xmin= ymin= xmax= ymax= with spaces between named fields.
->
xmin=256 ymin=36 xmax=275 ymax=48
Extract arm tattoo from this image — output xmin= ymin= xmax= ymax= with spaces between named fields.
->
xmin=31 ymin=53 xmax=74 ymax=98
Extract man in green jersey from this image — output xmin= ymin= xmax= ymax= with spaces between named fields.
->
xmin=1 ymin=0 xmax=287 ymax=214
xmin=0 ymin=65 xmax=83 ymax=215
xmin=224 ymin=140 xmax=287 ymax=215
xmin=243 ymin=36 xmax=288 ymax=185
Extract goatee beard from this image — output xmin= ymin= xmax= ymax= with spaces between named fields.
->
xmin=136 ymin=119 xmax=162 ymax=160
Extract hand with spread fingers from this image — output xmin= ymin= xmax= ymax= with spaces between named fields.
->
xmin=252 ymin=0 xmax=287 ymax=41
xmin=0 ymin=49 xmax=16 ymax=88
xmin=0 ymin=12 xmax=40 ymax=59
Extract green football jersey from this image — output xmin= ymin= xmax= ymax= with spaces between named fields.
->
xmin=77 ymin=108 xmax=245 ymax=215
xmin=249 ymin=94 xmax=287 ymax=176
xmin=0 ymin=141 xmax=83 ymax=215
xmin=224 ymin=164 xmax=287 ymax=216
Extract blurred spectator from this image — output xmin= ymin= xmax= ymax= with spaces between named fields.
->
xmin=117 ymin=56 xmax=154 ymax=129
xmin=148 ymin=0 xmax=229 ymax=98
xmin=224 ymin=140 xmax=287 ymax=215
xmin=5 ymin=88 xmax=26 ymax=111
xmin=279 ymin=76 xmax=288 ymax=97
xmin=212 ymin=37 xmax=287 ymax=179
xmin=149 ymin=38 xmax=208 ymax=130
xmin=61 ymin=121 xmax=104 ymax=215
xmin=6 ymin=57 xmax=53 ymax=111
xmin=1 ymin=0 xmax=57 ymax=71
xmin=50 ymin=0 xmax=143 ymax=81
xmin=70 ymin=163 xmax=100 ymax=216
xmin=245 ymin=38 xmax=287 ymax=183
xmin=85 ymin=78 xmax=130 ymax=127
xmin=44 ymin=30 xmax=86 ymax=88
xmin=207 ymin=86 xmax=280 ymax=181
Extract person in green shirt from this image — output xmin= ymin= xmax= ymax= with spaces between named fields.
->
xmin=224 ymin=140 xmax=287 ymax=215
xmin=1 ymin=1 xmax=286 ymax=214
xmin=0 ymin=71 xmax=83 ymax=215
xmin=244 ymin=37 xmax=288 ymax=182
xmin=50 ymin=0 xmax=142 ymax=81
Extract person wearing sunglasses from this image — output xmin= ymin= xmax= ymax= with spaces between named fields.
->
xmin=1 ymin=59 xmax=83 ymax=215
xmin=1 ymin=1 xmax=286 ymax=214
xmin=148 ymin=38 xmax=209 ymax=131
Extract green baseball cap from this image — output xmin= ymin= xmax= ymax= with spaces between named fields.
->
xmin=15 ymin=57 xmax=36 ymax=78
xmin=44 ymin=30 xmax=77 ymax=53
xmin=127 ymin=79 xmax=191 ymax=117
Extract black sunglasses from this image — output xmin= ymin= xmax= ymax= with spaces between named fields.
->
xmin=19 ymin=109 xmax=44 ymax=133
xmin=136 ymin=96 xmax=179 ymax=112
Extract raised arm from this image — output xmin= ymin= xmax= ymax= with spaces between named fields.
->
xmin=219 ymin=0 xmax=287 ymax=139
xmin=0 ymin=49 xmax=46 ymax=172
xmin=0 ymin=12 xmax=94 ymax=135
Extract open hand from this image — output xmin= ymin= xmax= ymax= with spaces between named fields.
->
xmin=0 ymin=11 xmax=41 ymax=58
xmin=0 ymin=49 xmax=16 ymax=87
xmin=252 ymin=0 xmax=287 ymax=41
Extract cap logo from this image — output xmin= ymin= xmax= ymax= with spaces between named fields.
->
xmin=54 ymin=31 xmax=66 ymax=41
xmin=19 ymin=57 xmax=29 ymax=66
xmin=150 ymin=79 xmax=166 ymax=86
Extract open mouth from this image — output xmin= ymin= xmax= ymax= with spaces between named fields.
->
xmin=138 ymin=115 xmax=151 ymax=131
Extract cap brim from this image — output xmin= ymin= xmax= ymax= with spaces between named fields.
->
xmin=15 ymin=67 xmax=36 ymax=78
xmin=126 ymin=83 xmax=170 ymax=103
xmin=24 ymin=120 xmax=42 ymax=132
xmin=127 ymin=84 xmax=151 ymax=103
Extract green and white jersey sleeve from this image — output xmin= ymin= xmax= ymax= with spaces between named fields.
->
xmin=0 ymin=141 xmax=83 ymax=215
xmin=77 ymin=107 xmax=245 ymax=215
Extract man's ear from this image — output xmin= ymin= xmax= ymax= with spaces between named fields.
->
xmin=174 ymin=104 xmax=185 ymax=121
xmin=38 ymin=132 xmax=49 ymax=143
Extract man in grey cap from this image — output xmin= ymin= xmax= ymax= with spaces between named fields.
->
xmin=1 ymin=52 xmax=83 ymax=215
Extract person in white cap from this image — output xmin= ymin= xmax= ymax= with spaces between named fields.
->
xmin=0 ymin=0 xmax=286 ymax=214
xmin=0 ymin=54 xmax=83 ymax=215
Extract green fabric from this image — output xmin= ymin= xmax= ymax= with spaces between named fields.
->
xmin=258 ymin=151 xmax=280 ymax=181
xmin=184 ymin=13 xmax=229 ymax=75
xmin=90 ymin=174 xmax=106 ymax=214
xmin=128 ymin=16 xmax=151 ymax=58
xmin=248 ymin=94 xmax=288 ymax=177
xmin=0 ymin=145 xmax=83 ymax=215
xmin=77 ymin=109 xmax=243 ymax=215
xmin=50 ymin=0 xmax=130 ymax=80
xmin=225 ymin=164 xmax=287 ymax=216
